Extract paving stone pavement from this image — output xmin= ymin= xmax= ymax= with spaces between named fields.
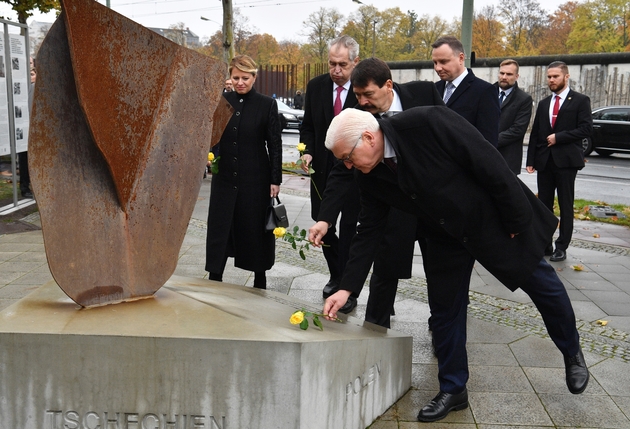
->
xmin=1 ymin=173 xmax=630 ymax=428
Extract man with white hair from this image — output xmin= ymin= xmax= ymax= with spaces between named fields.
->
xmin=312 ymin=107 xmax=589 ymax=422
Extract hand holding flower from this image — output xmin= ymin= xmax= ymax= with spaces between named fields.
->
xmin=308 ymin=221 xmax=329 ymax=247
xmin=290 ymin=307 xmax=342 ymax=331
xmin=295 ymin=143 xmax=320 ymax=199
xmin=323 ymin=290 xmax=352 ymax=321
xmin=273 ymin=226 xmax=327 ymax=260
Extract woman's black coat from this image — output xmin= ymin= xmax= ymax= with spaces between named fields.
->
xmin=205 ymin=88 xmax=282 ymax=273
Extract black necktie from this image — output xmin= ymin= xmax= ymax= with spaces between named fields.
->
xmin=383 ymin=157 xmax=397 ymax=173
xmin=499 ymin=91 xmax=506 ymax=105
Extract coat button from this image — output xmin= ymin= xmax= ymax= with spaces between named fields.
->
xmin=410 ymin=194 xmax=417 ymax=199
xmin=233 ymin=141 xmax=237 ymax=145
xmin=439 ymin=219 xmax=445 ymax=224
xmin=462 ymin=237 xmax=468 ymax=242
xmin=239 ymin=99 xmax=243 ymax=103
xmin=233 ymin=156 xmax=237 ymax=161
xmin=233 ymin=172 xmax=237 ymax=176
xmin=236 ymin=111 xmax=240 ymax=116
xmin=233 ymin=127 xmax=237 ymax=131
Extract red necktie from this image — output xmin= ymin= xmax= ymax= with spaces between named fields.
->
xmin=334 ymin=86 xmax=344 ymax=116
xmin=551 ymin=95 xmax=560 ymax=128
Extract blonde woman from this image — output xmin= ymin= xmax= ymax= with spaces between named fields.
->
xmin=205 ymin=55 xmax=282 ymax=288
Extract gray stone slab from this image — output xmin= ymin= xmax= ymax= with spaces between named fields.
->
xmin=0 ymin=251 xmax=26 ymax=262
xmin=466 ymin=317 xmax=529 ymax=345
xmin=0 ymin=261 xmax=47 ymax=272
xmin=509 ymin=336 xmax=565 ymax=368
xmin=0 ymin=276 xmax=412 ymax=429
xmin=595 ymin=301 xmax=630 ymax=316
xmin=582 ymin=290 xmax=630 ymax=303
xmin=539 ymin=393 xmax=630 ymax=428
xmin=612 ymin=396 xmax=630 ymax=417
xmin=467 ymin=343 xmax=519 ymax=366
xmin=0 ymin=243 xmax=40 ymax=252
xmin=588 ymin=357 xmax=630 ymax=396
xmin=0 ymin=270 xmax=27 ymax=284
xmin=468 ymin=392 xmax=553 ymax=426
xmin=7 ymin=271 xmax=54 ymax=285
xmin=571 ymin=300 xmax=609 ymax=322
xmin=604 ymin=316 xmax=630 ymax=332
xmin=523 ymin=367 xmax=606 ymax=395
xmin=0 ymin=284 xmax=41 ymax=299
xmin=468 ymin=365 xmax=532 ymax=393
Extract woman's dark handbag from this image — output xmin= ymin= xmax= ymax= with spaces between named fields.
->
xmin=265 ymin=196 xmax=289 ymax=231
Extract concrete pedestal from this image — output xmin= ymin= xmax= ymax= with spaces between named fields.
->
xmin=0 ymin=276 xmax=412 ymax=429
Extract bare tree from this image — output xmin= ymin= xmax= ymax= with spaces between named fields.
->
xmin=302 ymin=7 xmax=344 ymax=62
xmin=499 ymin=0 xmax=548 ymax=55
xmin=165 ymin=22 xmax=188 ymax=47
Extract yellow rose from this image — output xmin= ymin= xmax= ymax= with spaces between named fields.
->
xmin=296 ymin=143 xmax=306 ymax=153
xmin=273 ymin=227 xmax=286 ymax=238
xmin=290 ymin=311 xmax=305 ymax=325
xmin=208 ymin=152 xmax=215 ymax=162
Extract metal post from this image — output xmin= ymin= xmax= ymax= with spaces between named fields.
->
xmin=461 ymin=0 xmax=474 ymax=67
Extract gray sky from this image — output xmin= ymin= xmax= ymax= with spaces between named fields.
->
xmin=3 ymin=0 xmax=567 ymax=45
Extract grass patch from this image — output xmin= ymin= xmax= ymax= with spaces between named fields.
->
xmin=0 ymin=177 xmax=15 ymax=201
xmin=550 ymin=198 xmax=630 ymax=228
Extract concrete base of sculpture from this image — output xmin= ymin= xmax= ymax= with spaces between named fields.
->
xmin=0 ymin=276 xmax=412 ymax=429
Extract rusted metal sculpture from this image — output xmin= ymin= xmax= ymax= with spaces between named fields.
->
xmin=29 ymin=0 xmax=232 ymax=307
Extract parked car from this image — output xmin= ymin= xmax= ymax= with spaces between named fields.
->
xmin=276 ymin=99 xmax=303 ymax=130
xmin=583 ymin=105 xmax=630 ymax=156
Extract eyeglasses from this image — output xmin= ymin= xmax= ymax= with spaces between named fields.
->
xmin=339 ymin=135 xmax=362 ymax=164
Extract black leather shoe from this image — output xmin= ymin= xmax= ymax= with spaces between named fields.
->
xmin=544 ymin=244 xmax=554 ymax=256
xmin=338 ymin=296 xmax=357 ymax=314
xmin=550 ymin=249 xmax=567 ymax=262
xmin=417 ymin=389 xmax=468 ymax=422
xmin=22 ymin=191 xmax=33 ymax=199
xmin=322 ymin=279 xmax=339 ymax=298
xmin=565 ymin=349 xmax=589 ymax=394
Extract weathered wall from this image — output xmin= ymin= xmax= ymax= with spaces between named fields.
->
xmin=388 ymin=53 xmax=630 ymax=109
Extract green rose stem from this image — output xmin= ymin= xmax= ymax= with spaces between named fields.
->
xmin=296 ymin=145 xmax=322 ymax=201
xmin=290 ymin=308 xmax=342 ymax=331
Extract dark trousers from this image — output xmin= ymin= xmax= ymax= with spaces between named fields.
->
xmin=320 ymin=195 xmax=360 ymax=282
xmin=424 ymin=236 xmax=580 ymax=394
xmin=365 ymin=274 xmax=398 ymax=328
xmin=18 ymin=151 xmax=30 ymax=194
xmin=537 ymin=158 xmax=578 ymax=251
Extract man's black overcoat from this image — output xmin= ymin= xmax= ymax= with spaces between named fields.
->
xmin=340 ymin=106 xmax=558 ymax=295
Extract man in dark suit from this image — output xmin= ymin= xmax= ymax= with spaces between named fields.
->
xmin=316 ymin=107 xmax=589 ymax=422
xmin=299 ymin=35 xmax=360 ymax=310
xmin=527 ymin=61 xmax=592 ymax=262
xmin=494 ymin=59 xmax=533 ymax=174
xmin=432 ymin=36 xmax=500 ymax=147
xmin=309 ymin=57 xmax=443 ymax=326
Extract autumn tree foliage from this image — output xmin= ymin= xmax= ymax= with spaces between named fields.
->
xmin=0 ymin=0 xmax=58 ymax=24
xmin=195 ymin=0 xmax=630 ymax=67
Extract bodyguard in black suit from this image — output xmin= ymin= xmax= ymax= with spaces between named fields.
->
xmin=527 ymin=61 xmax=592 ymax=262
xmin=317 ymin=107 xmax=589 ymax=422
xmin=299 ymin=35 xmax=360 ymax=308
xmin=310 ymin=57 xmax=443 ymax=326
xmin=494 ymin=59 xmax=533 ymax=174
xmin=432 ymin=36 xmax=499 ymax=147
